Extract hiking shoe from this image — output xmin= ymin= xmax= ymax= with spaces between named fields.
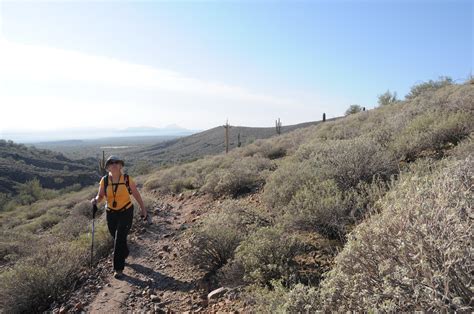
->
xmin=113 ymin=270 xmax=123 ymax=279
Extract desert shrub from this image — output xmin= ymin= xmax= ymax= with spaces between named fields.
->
xmin=345 ymin=104 xmax=363 ymax=115
xmin=0 ymin=193 xmax=11 ymax=211
xmin=378 ymin=90 xmax=398 ymax=106
xmin=449 ymin=135 xmax=473 ymax=160
xmin=234 ymin=226 xmax=301 ymax=286
xmin=248 ymin=282 xmax=320 ymax=314
xmin=14 ymin=179 xmax=59 ymax=205
xmin=284 ymin=179 xmax=349 ymax=238
xmin=0 ymin=223 xmax=112 ymax=313
xmin=392 ymin=110 xmax=472 ymax=161
xmin=284 ymin=283 xmax=320 ymax=313
xmin=170 ymin=177 xmax=196 ymax=193
xmin=144 ymin=163 xmax=198 ymax=194
xmin=201 ymin=156 xmax=274 ymax=197
xmin=52 ymin=214 xmax=89 ymax=240
xmin=263 ymin=160 xmax=314 ymax=210
xmin=129 ymin=160 xmax=154 ymax=176
xmin=405 ymin=76 xmax=453 ymax=100
xmin=264 ymin=136 xmax=397 ymax=211
xmin=242 ymin=140 xmax=287 ymax=160
xmin=72 ymin=200 xmax=94 ymax=218
xmin=189 ymin=201 xmax=269 ymax=272
xmin=60 ymin=183 xmax=82 ymax=194
xmin=318 ymin=157 xmax=473 ymax=311
xmin=284 ymin=177 xmax=389 ymax=240
xmin=0 ymin=232 xmax=36 ymax=264
xmin=0 ymin=243 xmax=80 ymax=312
xmin=307 ymin=137 xmax=397 ymax=190
xmin=245 ymin=280 xmax=289 ymax=313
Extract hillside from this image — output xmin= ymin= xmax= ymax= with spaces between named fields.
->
xmin=0 ymin=140 xmax=97 ymax=196
xmin=0 ymin=79 xmax=472 ymax=312
xmin=129 ymin=120 xmax=332 ymax=165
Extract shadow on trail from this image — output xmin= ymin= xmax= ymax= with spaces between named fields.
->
xmin=121 ymin=263 xmax=194 ymax=293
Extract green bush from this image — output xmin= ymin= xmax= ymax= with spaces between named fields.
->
xmin=263 ymin=158 xmax=318 ymax=210
xmin=129 ymin=160 xmax=154 ymax=176
xmin=345 ymin=104 xmax=363 ymax=115
xmin=284 ymin=283 xmax=320 ymax=313
xmin=392 ymin=110 xmax=472 ymax=161
xmin=264 ymin=136 xmax=397 ymax=212
xmin=318 ymin=157 xmax=473 ymax=311
xmin=72 ymin=200 xmax=94 ymax=218
xmin=242 ymin=140 xmax=287 ymax=160
xmin=248 ymin=282 xmax=320 ymax=314
xmin=234 ymin=227 xmax=301 ymax=286
xmin=0 ymin=193 xmax=11 ymax=211
xmin=405 ymin=76 xmax=453 ymax=100
xmin=244 ymin=280 xmax=289 ymax=313
xmin=284 ymin=178 xmax=388 ymax=240
xmin=0 ymin=243 xmax=80 ymax=312
xmin=284 ymin=179 xmax=350 ymax=239
xmin=189 ymin=201 xmax=269 ymax=272
xmin=201 ymin=156 xmax=274 ymax=197
xmin=0 ymin=222 xmax=111 ymax=312
xmin=378 ymin=90 xmax=398 ymax=106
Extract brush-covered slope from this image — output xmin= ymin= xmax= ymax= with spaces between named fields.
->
xmin=144 ymin=80 xmax=473 ymax=311
xmin=0 ymin=140 xmax=97 ymax=195
xmin=130 ymin=120 xmax=332 ymax=165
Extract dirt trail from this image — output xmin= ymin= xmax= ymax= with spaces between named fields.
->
xmin=56 ymin=193 xmax=250 ymax=313
xmin=86 ymin=194 xmax=211 ymax=313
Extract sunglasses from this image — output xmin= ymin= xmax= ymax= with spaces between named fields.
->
xmin=109 ymin=161 xmax=121 ymax=165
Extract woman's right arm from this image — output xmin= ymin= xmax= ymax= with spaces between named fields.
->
xmin=90 ymin=179 xmax=106 ymax=205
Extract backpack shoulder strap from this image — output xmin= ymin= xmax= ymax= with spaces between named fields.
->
xmin=124 ymin=174 xmax=132 ymax=195
xmin=103 ymin=174 xmax=109 ymax=197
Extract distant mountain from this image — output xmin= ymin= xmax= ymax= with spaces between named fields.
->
xmin=129 ymin=119 xmax=335 ymax=165
xmin=0 ymin=140 xmax=97 ymax=195
xmin=2 ymin=125 xmax=198 ymax=143
xmin=119 ymin=125 xmax=196 ymax=136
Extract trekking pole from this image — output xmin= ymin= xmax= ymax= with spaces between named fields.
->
xmin=91 ymin=203 xmax=98 ymax=269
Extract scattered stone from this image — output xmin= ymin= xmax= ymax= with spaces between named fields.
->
xmin=103 ymin=292 xmax=108 ymax=297
xmin=150 ymin=294 xmax=160 ymax=302
xmin=154 ymin=304 xmax=166 ymax=314
xmin=74 ymin=302 xmax=83 ymax=311
xmin=208 ymin=287 xmax=228 ymax=301
xmin=162 ymin=245 xmax=171 ymax=252
xmin=157 ymin=251 xmax=166 ymax=259
xmin=106 ymin=283 xmax=112 ymax=287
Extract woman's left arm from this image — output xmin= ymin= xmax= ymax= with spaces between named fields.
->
xmin=129 ymin=179 xmax=148 ymax=218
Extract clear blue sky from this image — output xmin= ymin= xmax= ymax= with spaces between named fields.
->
xmin=0 ymin=0 xmax=472 ymax=134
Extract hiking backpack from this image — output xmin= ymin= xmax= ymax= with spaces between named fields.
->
xmin=103 ymin=174 xmax=132 ymax=196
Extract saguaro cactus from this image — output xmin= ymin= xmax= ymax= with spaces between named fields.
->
xmin=223 ymin=119 xmax=231 ymax=154
xmin=323 ymin=113 xmax=326 ymax=122
xmin=98 ymin=151 xmax=107 ymax=176
xmin=237 ymin=133 xmax=242 ymax=147
xmin=275 ymin=118 xmax=282 ymax=135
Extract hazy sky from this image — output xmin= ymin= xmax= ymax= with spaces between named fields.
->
xmin=0 ymin=0 xmax=472 ymax=134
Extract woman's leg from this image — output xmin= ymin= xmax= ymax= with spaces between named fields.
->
xmin=113 ymin=206 xmax=134 ymax=271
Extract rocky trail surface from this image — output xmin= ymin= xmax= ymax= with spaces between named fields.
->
xmin=53 ymin=193 xmax=250 ymax=313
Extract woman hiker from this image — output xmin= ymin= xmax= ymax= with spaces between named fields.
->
xmin=90 ymin=155 xmax=151 ymax=278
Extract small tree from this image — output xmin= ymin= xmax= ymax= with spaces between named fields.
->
xmin=345 ymin=104 xmax=362 ymax=116
xmin=377 ymin=90 xmax=398 ymax=106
